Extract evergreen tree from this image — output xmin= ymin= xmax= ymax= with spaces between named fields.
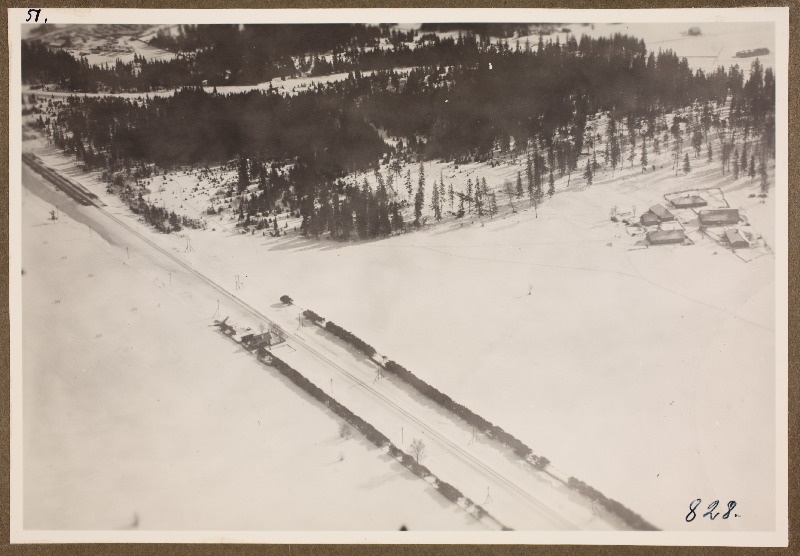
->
xmin=357 ymin=177 xmax=371 ymax=237
xmin=258 ymin=161 xmax=267 ymax=191
xmin=683 ymin=152 xmax=692 ymax=174
xmin=641 ymin=141 xmax=648 ymax=172
xmin=330 ymin=190 xmax=341 ymax=238
xmin=376 ymin=171 xmax=391 ymax=235
xmin=340 ymin=198 xmax=354 ymax=238
xmin=431 ymin=176 xmax=442 ymax=221
xmin=733 ymin=148 xmax=740 ymax=179
xmin=605 ymin=116 xmax=617 ymax=152
xmin=741 ymin=144 xmax=748 ymax=172
xmin=707 ymin=142 xmax=713 ymax=162
xmin=692 ymin=127 xmax=703 ymax=158
xmin=533 ymin=146 xmax=543 ymax=200
xmin=534 ymin=157 xmax=543 ymax=200
xmin=405 ymin=169 xmax=413 ymax=198
xmin=474 ymin=177 xmax=484 ymax=216
xmin=583 ymin=159 xmax=593 ymax=186
xmin=526 ymin=154 xmax=534 ymax=201
xmin=237 ymin=155 xmax=249 ymax=192
xmin=417 ymin=162 xmax=426 ymax=200
xmin=749 ymin=155 xmax=756 ymax=181
xmin=556 ymin=142 xmax=566 ymax=178
xmin=516 ymin=171 xmax=523 ymax=197
xmin=565 ymin=142 xmax=575 ymax=187
xmin=489 ymin=191 xmax=498 ymax=218
xmin=386 ymin=170 xmax=395 ymax=198
xmin=414 ymin=180 xmax=424 ymax=224
xmin=448 ymin=182 xmax=454 ymax=210
xmin=548 ymin=169 xmax=555 ymax=196
xmin=759 ymin=156 xmax=768 ymax=196
xmin=721 ymin=142 xmax=731 ymax=175
xmin=610 ymin=135 xmax=621 ymax=172
xmin=672 ymin=121 xmax=683 ymax=174
xmin=466 ymin=178 xmax=473 ymax=213
xmin=390 ymin=201 xmax=404 ymax=232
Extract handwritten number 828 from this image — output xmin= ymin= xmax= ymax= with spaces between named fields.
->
xmin=686 ymin=499 xmax=737 ymax=522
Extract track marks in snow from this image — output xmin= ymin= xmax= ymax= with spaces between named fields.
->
xmin=412 ymin=243 xmax=772 ymax=333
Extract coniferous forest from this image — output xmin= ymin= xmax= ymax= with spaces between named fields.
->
xmin=24 ymin=24 xmax=775 ymax=241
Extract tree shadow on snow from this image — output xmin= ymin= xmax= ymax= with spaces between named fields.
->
xmin=265 ymin=233 xmax=388 ymax=252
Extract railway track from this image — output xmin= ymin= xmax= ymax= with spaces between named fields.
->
xmin=22 ymin=152 xmax=100 ymax=207
xmin=24 ymin=154 xmax=584 ymax=531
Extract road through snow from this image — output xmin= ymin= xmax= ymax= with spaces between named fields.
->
xmin=22 ymin=156 xmax=627 ymax=531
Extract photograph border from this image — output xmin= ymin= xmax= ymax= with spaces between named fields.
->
xmin=4 ymin=2 xmax=795 ymax=552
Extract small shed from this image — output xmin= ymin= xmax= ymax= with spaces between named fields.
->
xmin=670 ymin=195 xmax=707 ymax=209
xmin=725 ymin=229 xmax=749 ymax=249
xmin=647 ymin=229 xmax=686 ymax=245
xmin=649 ymin=204 xmax=675 ymax=221
xmin=698 ymin=208 xmax=740 ymax=227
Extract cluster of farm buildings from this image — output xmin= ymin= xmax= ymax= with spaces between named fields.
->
xmin=634 ymin=189 xmax=750 ymax=250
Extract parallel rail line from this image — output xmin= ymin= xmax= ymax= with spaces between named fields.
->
xmin=24 ymin=154 xmax=583 ymax=531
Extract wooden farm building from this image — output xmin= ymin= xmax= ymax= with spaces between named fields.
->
xmin=725 ymin=229 xmax=749 ymax=249
xmin=640 ymin=204 xmax=675 ymax=226
xmin=650 ymin=204 xmax=675 ymax=221
xmin=647 ymin=229 xmax=686 ymax=245
xmin=240 ymin=331 xmax=272 ymax=350
xmin=698 ymin=208 xmax=740 ymax=227
xmin=670 ymin=195 xmax=707 ymax=209
xmin=640 ymin=211 xmax=659 ymax=226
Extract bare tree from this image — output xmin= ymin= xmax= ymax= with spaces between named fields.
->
xmin=409 ymin=438 xmax=426 ymax=463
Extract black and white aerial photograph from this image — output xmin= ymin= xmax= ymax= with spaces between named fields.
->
xmin=9 ymin=7 xmax=789 ymax=546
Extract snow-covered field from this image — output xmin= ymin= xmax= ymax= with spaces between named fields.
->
xmin=16 ymin=15 xmax=781 ymax=535
xmin=25 ymin=117 xmax=777 ymax=532
xmin=20 ymin=169 xmax=488 ymax=532
xmin=573 ymin=22 xmax=774 ymax=72
xmin=22 ymin=24 xmax=176 ymax=66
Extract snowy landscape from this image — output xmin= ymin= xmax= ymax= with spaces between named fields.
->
xmin=13 ymin=14 xmax=785 ymax=542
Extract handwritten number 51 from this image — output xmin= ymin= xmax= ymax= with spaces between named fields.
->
xmin=26 ymin=9 xmax=46 ymax=23
xmin=686 ymin=499 xmax=737 ymax=522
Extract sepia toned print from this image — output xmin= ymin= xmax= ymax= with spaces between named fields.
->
xmin=9 ymin=8 xmax=789 ymax=545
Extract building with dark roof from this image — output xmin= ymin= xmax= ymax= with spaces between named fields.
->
xmin=670 ymin=195 xmax=707 ymax=209
xmin=640 ymin=204 xmax=675 ymax=226
xmin=640 ymin=211 xmax=660 ymax=226
xmin=725 ymin=229 xmax=749 ymax=249
xmin=649 ymin=204 xmax=675 ymax=221
xmin=698 ymin=208 xmax=740 ymax=227
xmin=647 ymin=229 xmax=686 ymax=245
